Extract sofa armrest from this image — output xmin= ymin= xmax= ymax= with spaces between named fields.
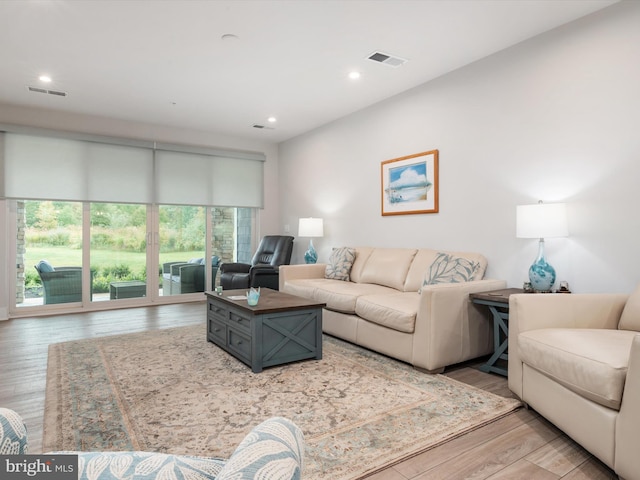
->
xmin=0 ymin=407 xmax=29 ymax=454
xmin=616 ymin=334 xmax=640 ymax=478
xmin=218 ymin=417 xmax=304 ymax=480
xmin=279 ymin=263 xmax=327 ymax=290
xmin=250 ymin=265 xmax=280 ymax=290
xmin=411 ymin=279 xmax=507 ymax=371
xmin=508 ymin=293 xmax=628 ymax=399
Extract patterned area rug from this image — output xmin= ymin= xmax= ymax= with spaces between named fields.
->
xmin=44 ymin=324 xmax=520 ymax=479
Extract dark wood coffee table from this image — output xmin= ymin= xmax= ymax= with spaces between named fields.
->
xmin=206 ymin=288 xmax=325 ymax=372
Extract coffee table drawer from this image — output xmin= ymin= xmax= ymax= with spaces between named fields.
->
xmin=228 ymin=311 xmax=251 ymax=334
xmin=208 ymin=302 xmax=227 ymax=323
xmin=207 ymin=317 xmax=227 ymax=344
xmin=227 ymin=328 xmax=251 ymax=362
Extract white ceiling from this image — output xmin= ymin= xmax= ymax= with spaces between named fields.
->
xmin=0 ymin=0 xmax=618 ymax=144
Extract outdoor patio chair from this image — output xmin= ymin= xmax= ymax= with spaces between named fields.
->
xmin=162 ymin=256 xmax=220 ymax=295
xmin=34 ymin=260 xmax=83 ymax=304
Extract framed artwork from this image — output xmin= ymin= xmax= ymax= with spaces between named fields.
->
xmin=381 ymin=150 xmax=439 ymax=216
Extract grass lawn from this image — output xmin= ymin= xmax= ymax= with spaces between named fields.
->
xmin=26 ymin=247 xmax=206 ymax=276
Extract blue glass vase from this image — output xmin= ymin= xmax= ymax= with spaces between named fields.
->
xmin=528 ymin=239 xmax=556 ymax=292
xmin=304 ymin=240 xmax=318 ymax=264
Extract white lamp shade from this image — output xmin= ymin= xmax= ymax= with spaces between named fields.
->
xmin=516 ymin=203 xmax=568 ymax=239
xmin=298 ymin=217 xmax=324 ymax=237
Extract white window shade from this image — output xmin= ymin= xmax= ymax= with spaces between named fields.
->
xmin=4 ymin=133 xmax=153 ymax=203
xmin=2 ymin=132 xmax=264 ymax=208
xmin=155 ymin=150 xmax=263 ymax=208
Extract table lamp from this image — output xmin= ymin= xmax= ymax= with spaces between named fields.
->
xmin=298 ymin=217 xmax=324 ymax=264
xmin=516 ymin=201 xmax=568 ymax=292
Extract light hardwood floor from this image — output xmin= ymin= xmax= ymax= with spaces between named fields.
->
xmin=0 ymin=303 xmax=617 ymax=479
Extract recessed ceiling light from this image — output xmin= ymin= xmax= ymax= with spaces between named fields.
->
xmin=267 ymin=116 xmax=277 ymax=123
xmin=39 ymin=75 xmax=52 ymax=83
xmin=348 ymin=71 xmax=361 ymax=80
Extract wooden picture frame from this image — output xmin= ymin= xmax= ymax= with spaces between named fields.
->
xmin=381 ymin=150 xmax=439 ymax=216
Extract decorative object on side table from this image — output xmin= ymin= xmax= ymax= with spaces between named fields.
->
xmin=470 ymin=288 xmax=524 ymax=377
xmin=298 ymin=217 xmax=323 ymax=264
xmin=516 ymin=201 xmax=568 ymax=292
xmin=557 ymin=280 xmax=572 ymax=293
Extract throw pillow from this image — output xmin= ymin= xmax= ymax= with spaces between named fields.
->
xmin=421 ymin=252 xmax=481 ymax=289
xmin=36 ymin=260 xmax=55 ymax=273
xmin=325 ymin=247 xmax=356 ymax=281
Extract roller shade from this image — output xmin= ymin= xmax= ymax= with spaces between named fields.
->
xmin=3 ymin=133 xmax=153 ymax=203
xmin=2 ymin=132 xmax=264 ymax=208
xmin=155 ymin=149 xmax=264 ymax=207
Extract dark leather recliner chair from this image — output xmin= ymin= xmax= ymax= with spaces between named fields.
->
xmin=219 ymin=236 xmax=294 ymax=290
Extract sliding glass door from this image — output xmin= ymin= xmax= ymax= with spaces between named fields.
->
xmin=90 ymin=203 xmax=149 ymax=302
xmin=17 ymin=200 xmax=83 ymax=307
xmin=12 ymin=199 xmax=255 ymax=311
xmin=158 ymin=205 xmax=206 ymax=297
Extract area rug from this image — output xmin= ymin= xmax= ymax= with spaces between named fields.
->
xmin=44 ymin=324 xmax=520 ymax=479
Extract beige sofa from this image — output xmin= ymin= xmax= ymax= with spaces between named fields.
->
xmin=508 ymin=288 xmax=640 ymax=480
xmin=280 ymin=247 xmax=506 ymax=373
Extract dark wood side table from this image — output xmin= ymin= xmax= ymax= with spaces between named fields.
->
xmin=469 ymin=288 xmax=524 ymax=377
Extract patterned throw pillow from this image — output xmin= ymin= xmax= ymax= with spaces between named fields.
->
xmin=422 ymin=252 xmax=481 ymax=289
xmin=325 ymin=247 xmax=356 ymax=281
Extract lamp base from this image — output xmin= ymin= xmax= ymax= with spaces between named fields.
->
xmin=304 ymin=240 xmax=318 ymax=264
xmin=528 ymin=239 xmax=556 ymax=292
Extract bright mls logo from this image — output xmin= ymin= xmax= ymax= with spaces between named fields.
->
xmin=1 ymin=455 xmax=77 ymax=480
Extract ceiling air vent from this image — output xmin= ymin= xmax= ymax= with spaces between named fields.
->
xmin=252 ymin=124 xmax=274 ymax=130
xmin=26 ymin=85 xmax=68 ymax=97
xmin=367 ymin=51 xmax=407 ymax=68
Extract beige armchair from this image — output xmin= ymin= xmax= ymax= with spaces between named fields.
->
xmin=508 ymin=288 xmax=640 ymax=480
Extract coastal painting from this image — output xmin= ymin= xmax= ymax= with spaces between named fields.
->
xmin=381 ymin=150 xmax=439 ymax=216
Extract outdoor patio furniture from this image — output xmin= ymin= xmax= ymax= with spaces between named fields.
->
xmin=34 ymin=260 xmax=84 ymax=304
xmin=162 ymin=256 xmax=220 ymax=295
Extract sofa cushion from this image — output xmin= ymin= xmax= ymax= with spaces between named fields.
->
xmin=355 ymin=292 xmax=418 ymax=333
xmin=420 ymin=252 xmax=483 ymax=290
xmin=282 ymin=278 xmax=322 ymax=301
xmin=285 ymin=279 xmax=395 ymax=314
xmin=518 ymin=328 xmax=637 ymax=410
xmin=325 ymin=247 xmax=356 ymax=281
xmin=358 ymin=248 xmax=417 ymax=290
xmin=619 ymin=284 xmax=640 ymax=332
xmin=403 ymin=249 xmax=440 ymax=291
xmin=348 ymin=247 xmax=374 ymax=283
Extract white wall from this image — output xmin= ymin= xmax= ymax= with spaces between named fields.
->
xmin=0 ymin=105 xmax=282 ymax=319
xmin=279 ymin=1 xmax=640 ymax=294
